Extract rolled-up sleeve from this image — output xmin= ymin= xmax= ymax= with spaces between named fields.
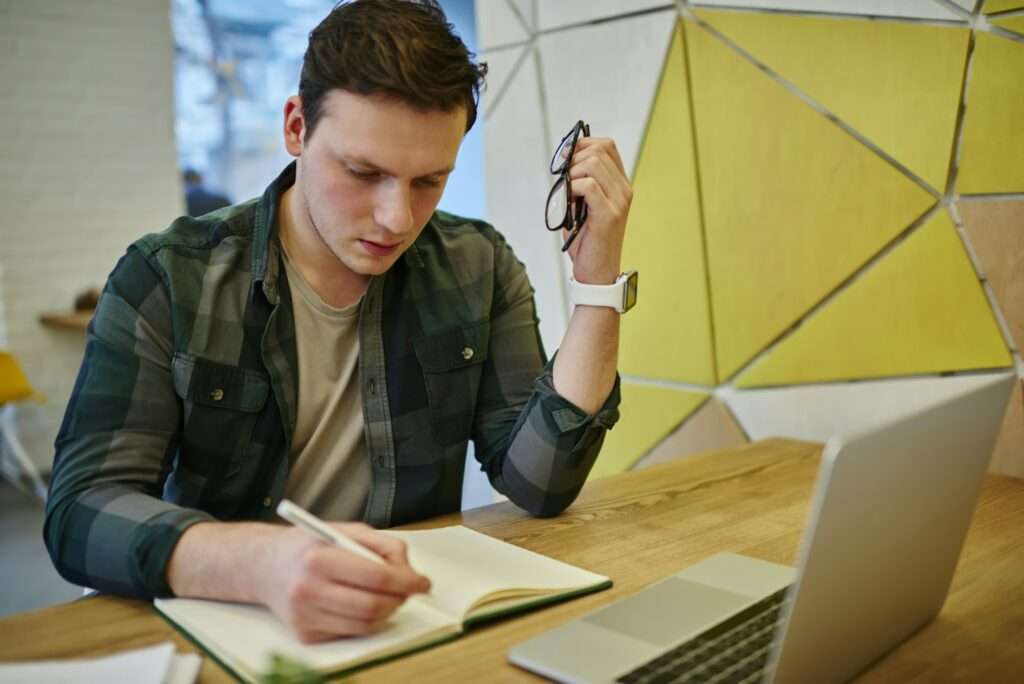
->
xmin=472 ymin=232 xmax=621 ymax=517
xmin=44 ymin=246 xmax=213 ymax=599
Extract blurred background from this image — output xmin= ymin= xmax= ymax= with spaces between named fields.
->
xmin=1 ymin=0 xmax=1022 ymax=616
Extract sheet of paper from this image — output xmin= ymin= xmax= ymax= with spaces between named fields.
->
xmin=0 ymin=642 xmax=197 ymax=684
xmin=156 ymin=595 xmax=454 ymax=680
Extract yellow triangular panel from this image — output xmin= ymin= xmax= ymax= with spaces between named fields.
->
xmin=958 ymin=33 xmax=1024 ymax=194
xmin=736 ymin=211 xmax=1012 ymax=387
xmin=991 ymin=15 xmax=1024 ymax=36
xmin=684 ymin=18 xmax=936 ymax=382
xmin=620 ymin=24 xmax=715 ymax=385
xmin=694 ymin=10 xmax=968 ymax=193
xmin=985 ymin=0 xmax=1024 ymax=13
xmin=590 ymin=383 xmax=707 ymax=479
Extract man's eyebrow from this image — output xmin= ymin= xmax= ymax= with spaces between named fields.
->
xmin=342 ymin=155 xmax=454 ymax=178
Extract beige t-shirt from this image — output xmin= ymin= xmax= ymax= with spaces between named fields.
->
xmin=280 ymin=250 xmax=370 ymax=521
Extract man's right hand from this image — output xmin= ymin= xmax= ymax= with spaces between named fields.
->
xmin=165 ymin=520 xmax=431 ymax=643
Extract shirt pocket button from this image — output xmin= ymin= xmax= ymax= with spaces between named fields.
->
xmin=461 ymin=346 xmax=474 ymax=361
xmin=210 ymin=388 xmax=225 ymax=401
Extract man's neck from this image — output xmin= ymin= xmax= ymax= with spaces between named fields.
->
xmin=278 ymin=184 xmax=370 ymax=309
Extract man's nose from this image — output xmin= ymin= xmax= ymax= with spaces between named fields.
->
xmin=375 ymin=183 xmax=414 ymax=236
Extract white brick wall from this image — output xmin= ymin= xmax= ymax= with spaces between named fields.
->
xmin=0 ymin=0 xmax=184 ymax=471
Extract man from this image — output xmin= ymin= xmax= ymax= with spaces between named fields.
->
xmin=45 ymin=0 xmax=633 ymax=643
xmin=182 ymin=169 xmax=231 ymax=216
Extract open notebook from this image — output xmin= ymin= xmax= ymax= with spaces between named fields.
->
xmin=155 ymin=525 xmax=610 ymax=682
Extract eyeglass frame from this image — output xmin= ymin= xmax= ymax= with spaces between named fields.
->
xmin=545 ymin=120 xmax=591 ymax=253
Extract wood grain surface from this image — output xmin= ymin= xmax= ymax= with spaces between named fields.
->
xmin=1 ymin=439 xmax=1021 ymax=682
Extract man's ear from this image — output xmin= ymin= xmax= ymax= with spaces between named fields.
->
xmin=283 ymin=95 xmax=306 ymax=157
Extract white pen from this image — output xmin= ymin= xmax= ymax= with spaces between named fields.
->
xmin=277 ymin=499 xmax=386 ymax=565
xmin=276 ymin=499 xmax=432 ymax=600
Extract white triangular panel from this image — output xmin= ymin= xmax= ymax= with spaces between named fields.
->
xmin=482 ymin=48 xmax=569 ymax=353
xmin=509 ymin=0 xmax=534 ymax=30
xmin=951 ymin=0 xmax=978 ymax=11
xmin=480 ymin=44 xmax=529 ymax=118
xmin=537 ymin=9 xmax=677 ymax=179
xmin=476 ymin=0 xmax=530 ymax=50
xmin=689 ymin=1 xmax=966 ymax=20
xmin=537 ymin=0 xmax=672 ymax=31
xmin=724 ymin=372 xmax=1016 ymax=443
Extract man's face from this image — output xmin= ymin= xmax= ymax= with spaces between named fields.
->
xmin=286 ymin=90 xmax=466 ymax=277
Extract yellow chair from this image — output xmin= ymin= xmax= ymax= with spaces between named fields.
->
xmin=0 ymin=351 xmax=48 ymax=501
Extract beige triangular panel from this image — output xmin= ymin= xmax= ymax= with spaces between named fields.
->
xmin=959 ymin=199 xmax=1024 ymax=350
xmin=684 ymin=18 xmax=936 ymax=382
xmin=737 ymin=212 xmax=1013 ymax=387
xmin=620 ymin=24 xmax=715 ymax=385
xmin=727 ymin=372 xmax=1013 ymax=443
xmin=633 ymin=398 xmax=747 ymax=469
xmin=958 ymin=33 xmax=1024 ymax=194
xmin=985 ymin=0 xmax=1024 ymax=13
xmin=694 ymin=9 xmax=968 ymax=193
xmin=590 ymin=383 xmax=707 ymax=480
xmin=991 ymin=14 xmax=1024 ymax=35
xmin=476 ymin=0 xmax=530 ymax=50
xmin=951 ymin=0 xmax=978 ymax=10
xmin=989 ymin=378 xmax=1024 ymax=478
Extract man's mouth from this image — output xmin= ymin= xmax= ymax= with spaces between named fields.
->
xmin=360 ymin=239 xmax=400 ymax=257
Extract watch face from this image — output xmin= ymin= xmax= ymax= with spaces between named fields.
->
xmin=623 ymin=271 xmax=638 ymax=311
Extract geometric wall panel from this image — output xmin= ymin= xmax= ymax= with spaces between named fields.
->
xmin=590 ymin=382 xmax=707 ymax=480
xmin=536 ymin=0 xmax=669 ymax=31
xmin=482 ymin=48 xmax=570 ymax=353
xmin=736 ymin=211 xmax=1013 ymax=387
xmin=693 ymin=9 xmax=969 ymax=193
xmin=989 ymin=377 xmax=1024 ymax=478
xmin=726 ymin=371 xmax=1017 ymax=443
xmin=476 ymin=0 xmax=529 ymax=49
xmin=537 ymin=9 xmax=677 ymax=180
xmin=985 ymin=0 xmax=1024 ymax=12
xmin=685 ymin=17 xmax=937 ymax=381
xmin=690 ymin=0 xmax=967 ymax=20
xmin=959 ymin=199 xmax=1024 ymax=350
xmin=632 ymin=397 xmax=747 ymax=470
xmin=958 ymin=32 xmax=1024 ymax=194
xmin=479 ymin=45 xmax=528 ymax=117
xmin=620 ymin=24 xmax=715 ymax=385
xmin=990 ymin=14 xmax=1024 ymax=35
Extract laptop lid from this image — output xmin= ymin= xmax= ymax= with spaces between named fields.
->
xmin=767 ymin=372 xmax=1016 ymax=683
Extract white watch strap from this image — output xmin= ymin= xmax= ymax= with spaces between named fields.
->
xmin=570 ymin=276 xmax=626 ymax=312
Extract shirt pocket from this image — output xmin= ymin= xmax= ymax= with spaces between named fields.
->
xmin=170 ymin=352 xmax=271 ymax=500
xmin=413 ymin=321 xmax=490 ymax=446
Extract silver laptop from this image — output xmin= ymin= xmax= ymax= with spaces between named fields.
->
xmin=509 ymin=373 xmax=1016 ymax=684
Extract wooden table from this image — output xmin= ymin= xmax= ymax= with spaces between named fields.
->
xmin=2 ymin=439 xmax=1022 ymax=681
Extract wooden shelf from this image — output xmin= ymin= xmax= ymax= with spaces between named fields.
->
xmin=39 ymin=310 xmax=93 ymax=331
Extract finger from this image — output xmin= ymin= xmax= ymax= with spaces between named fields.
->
xmin=310 ymin=578 xmax=405 ymax=624
xmin=569 ymin=157 xmax=630 ymax=213
xmin=568 ymin=176 xmax=613 ymax=223
xmin=306 ymin=545 xmax=431 ymax=597
xmin=574 ymin=137 xmax=627 ymax=175
xmin=333 ymin=523 xmax=410 ymax=565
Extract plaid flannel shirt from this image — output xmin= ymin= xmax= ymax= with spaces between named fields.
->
xmin=44 ymin=163 xmax=621 ymax=599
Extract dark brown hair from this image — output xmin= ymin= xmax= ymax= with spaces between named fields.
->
xmin=299 ymin=0 xmax=487 ymax=141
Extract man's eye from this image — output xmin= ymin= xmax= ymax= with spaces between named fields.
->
xmin=415 ymin=177 xmax=443 ymax=188
xmin=348 ymin=168 xmax=379 ymax=181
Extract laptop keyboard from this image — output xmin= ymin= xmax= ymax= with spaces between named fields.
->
xmin=616 ymin=586 xmax=790 ymax=684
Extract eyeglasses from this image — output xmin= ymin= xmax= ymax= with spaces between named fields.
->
xmin=545 ymin=120 xmax=590 ymax=252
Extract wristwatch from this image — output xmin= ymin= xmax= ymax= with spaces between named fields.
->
xmin=569 ymin=270 xmax=638 ymax=314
